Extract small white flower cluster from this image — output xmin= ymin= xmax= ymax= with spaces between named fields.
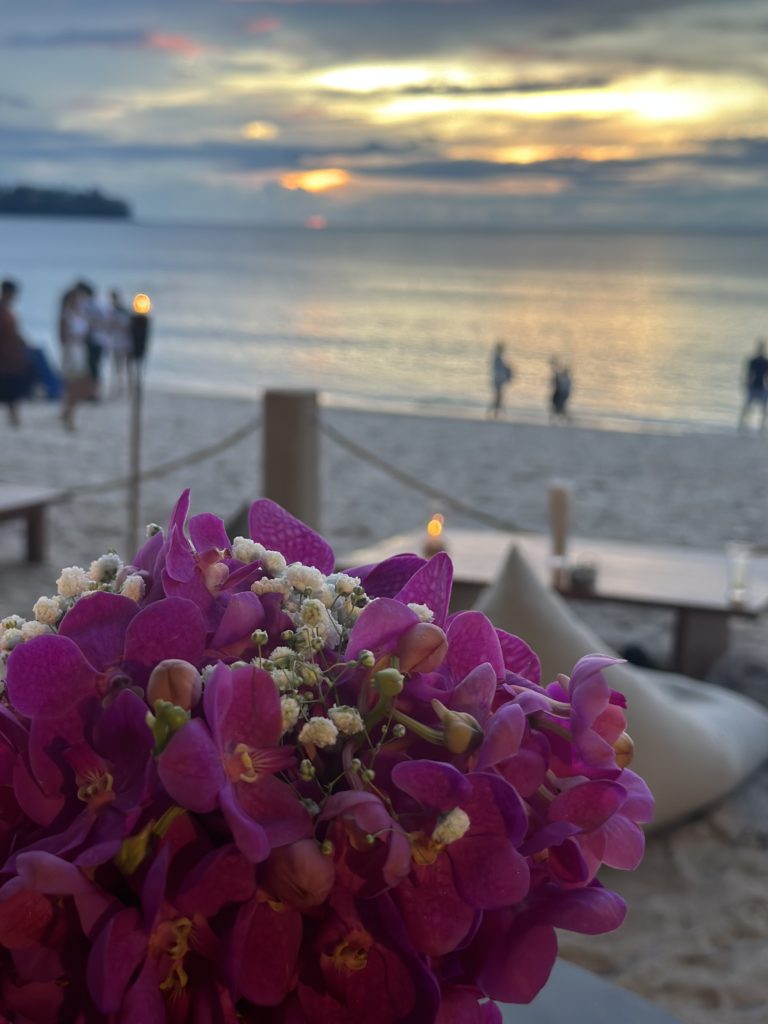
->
xmin=431 ymin=807 xmax=471 ymax=846
xmin=407 ymin=602 xmax=435 ymax=623
xmin=0 ymin=614 xmax=53 ymax=654
xmin=56 ymin=566 xmax=94 ymax=599
xmin=88 ymin=552 xmax=124 ymax=584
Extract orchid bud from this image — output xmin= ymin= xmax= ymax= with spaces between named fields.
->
xmin=358 ymin=649 xmax=376 ymax=668
xmin=251 ymin=628 xmax=269 ymax=646
xmin=147 ymin=659 xmax=202 ymax=711
xmin=613 ymin=730 xmax=635 ymax=768
xmin=431 ymin=699 xmax=484 ymax=754
xmin=146 ymin=700 xmax=190 ymax=755
xmin=396 ymin=622 xmax=448 ymax=675
xmin=266 ymin=839 xmax=335 ymax=910
xmin=374 ymin=667 xmax=404 ymax=696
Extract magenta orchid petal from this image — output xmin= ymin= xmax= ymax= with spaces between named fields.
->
xmin=15 ymin=851 xmax=114 ymax=936
xmin=210 ymin=592 xmax=265 ymax=653
xmin=445 ymin=612 xmax=505 ymax=683
xmin=474 ymin=912 xmax=559 ymax=1004
xmin=450 ymin=834 xmax=530 ymax=908
xmin=475 ymin=703 xmax=527 ymax=770
xmin=448 ymin=663 xmax=498 ymax=724
xmin=615 ymin=769 xmax=655 ymax=822
xmin=212 ymin=664 xmax=283 ymax=750
xmin=176 ymin=845 xmax=256 ymax=918
xmin=122 ymin=597 xmax=206 ymax=680
xmin=535 ymin=881 xmax=627 ymax=934
xmin=598 ymin=814 xmax=646 ymax=870
xmin=392 ymin=759 xmax=473 ymax=811
xmin=7 ymin=635 xmax=98 ymax=719
xmin=393 ymin=860 xmax=478 ymax=957
xmin=352 ymin=552 xmax=428 ymax=598
xmin=167 ymin=487 xmax=191 ymax=536
xmin=86 ymin=907 xmax=146 ymax=1013
xmin=549 ymin=780 xmax=627 ymax=832
xmin=58 ymin=592 xmax=138 ymax=672
xmin=345 ymin=598 xmax=419 ymax=662
xmin=188 ymin=512 xmax=230 ymax=556
xmin=130 ymin=527 xmax=164 ymax=575
xmin=158 ymin=718 xmax=225 ymax=812
xmin=394 ymin=551 xmax=453 ymax=625
xmin=464 ymin=773 xmax=528 ymax=845
xmin=496 ymin=629 xmax=542 ymax=685
xmin=234 ymin=775 xmax=313 ymax=849
xmin=248 ymin=498 xmax=334 ymax=574
xmin=164 ymin=524 xmax=197 ymax=582
xmin=219 ymin=784 xmax=271 ymax=863
xmin=228 ymin=892 xmax=302 ymax=1005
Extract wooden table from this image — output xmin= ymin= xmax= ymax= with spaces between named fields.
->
xmin=340 ymin=529 xmax=768 ymax=678
xmin=0 ymin=485 xmax=61 ymax=563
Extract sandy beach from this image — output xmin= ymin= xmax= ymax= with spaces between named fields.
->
xmin=1 ymin=389 xmax=767 ymax=1024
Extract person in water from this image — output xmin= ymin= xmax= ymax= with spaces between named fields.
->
xmin=488 ymin=340 xmax=514 ymax=418
xmin=738 ymin=338 xmax=768 ymax=431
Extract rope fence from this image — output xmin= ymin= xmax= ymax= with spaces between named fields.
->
xmin=318 ymin=418 xmax=529 ymax=535
xmin=57 ymin=413 xmax=263 ymax=502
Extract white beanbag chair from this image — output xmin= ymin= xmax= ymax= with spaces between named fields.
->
xmin=474 ymin=546 xmax=768 ymax=832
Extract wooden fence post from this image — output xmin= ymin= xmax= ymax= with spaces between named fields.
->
xmin=263 ymin=390 xmax=320 ymax=530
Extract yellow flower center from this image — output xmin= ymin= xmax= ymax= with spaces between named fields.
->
xmin=409 ymin=832 xmax=444 ymax=866
xmin=151 ymin=917 xmax=193 ymax=994
xmin=328 ymin=930 xmax=371 ymax=973
xmin=226 ymin=742 xmax=259 ymax=783
xmin=76 ymin=769 xmax=115 ymax=809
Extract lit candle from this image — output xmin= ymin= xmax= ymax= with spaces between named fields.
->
xmin=423 ymin=513 xmax=446 ymax=558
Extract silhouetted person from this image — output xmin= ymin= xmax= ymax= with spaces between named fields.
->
xmin=0 ymin=279 xmax=32 ymax=427
xmin=738 ymin=338 xmax=768 ymax=431
xmin=550 ymin=357 xmax=572 ymax=422
xmin=488 ymin=340 xmax=513 ymax=418
xmin=105 ymin=290 xmax=131 ymax=397
xmin=59 ymin=281 xmax=95 ymax=431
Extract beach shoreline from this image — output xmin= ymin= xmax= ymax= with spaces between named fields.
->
xmin=0 ymin=388 xmax=766 ymax=1023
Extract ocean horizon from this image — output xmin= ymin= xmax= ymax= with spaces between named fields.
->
xmin=2 ymin=216 xmax=766 ymax=434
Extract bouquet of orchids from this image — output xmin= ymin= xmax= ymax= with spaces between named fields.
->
xmin=0 ymin=493 xmax=652 ymax=1023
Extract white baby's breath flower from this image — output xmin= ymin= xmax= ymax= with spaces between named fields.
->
xmin=269 ymin=646 xmax=295 ymax=667
xmin=56 ymin=566 xmax=92 ymax=599
xmin=271 ymin=668 xmax=297 ymax=692
xmin=299 ymin=598 xmax=327 ymax=628
xmin=0 ymin=628 xmax=24 ymax=651
xmin=280 ymin=696 xmax=301 ymax=734
xmin=88 ymin=552 xmax=124 ymax=583
xmin=431 ymin=808 xmax=471 ymax=846
xmin=285 ymin=563 xmax=325 ymax=594
xmin=0 ymin=615 xmax=25 ymax=633
xmin=21 ymin=621 xmax=52 ymax=641
xmin=407 ymin=602 xmax=435 ymax=623
xmin=329 ymin=572 xmax=360 ymax=595
xmin=251 ymin=577 xmax=290 ymax=597
xmin=32 ymin=596 xmax=62 ymax=626
xmin=120 ymin=574 xmax=146 ymax=602
xmin=232 ymin=537 xmax=266 ymax=564
xmin=262 ymin=550 xmax=287 ymax=576
xmin=328 ymin=705 xmax=364 ymax=736
xmin=319 ymin=584 xmax=336 ymax=609
xmin=298 ymin=716 xmax=339 ymax=749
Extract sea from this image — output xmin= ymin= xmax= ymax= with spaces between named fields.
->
xmin=2 ymin=217 xmax=766 ymax=433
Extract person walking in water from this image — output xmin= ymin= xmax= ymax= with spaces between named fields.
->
xmin=488 ymin=340 xmax=513 ymax=418
xmin=738 ymin=338 xmax=768 ymax=431
xmin=550 ymin=357 xmax=572 ymax=422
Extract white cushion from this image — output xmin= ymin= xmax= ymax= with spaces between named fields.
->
xmin=475 ymin=546 xmax=768 ymax=832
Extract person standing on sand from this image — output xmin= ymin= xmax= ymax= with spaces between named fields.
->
xmin=738 ymin=338 xmax=768 ymax=431
xmin=59 ymin=281 xmax=95 ymax=431
xmin=488 ymin=340 xmax=514 ymax=418
xmin=550 ymin=357 xmax=572 ymax=422
xmin=0 ymin=279 xmax=32 ymax=427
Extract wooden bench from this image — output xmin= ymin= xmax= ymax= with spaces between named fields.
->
xmin=0 ymin=485 xmax=61 ymax=563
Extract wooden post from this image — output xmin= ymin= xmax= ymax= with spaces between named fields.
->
xmin=126 ymin=364 xmax=143 ymax=558
xmin=548 ymin=479 xmax=571 ymax=588
xmin=263 ymin=390 xmax=319 ymax=530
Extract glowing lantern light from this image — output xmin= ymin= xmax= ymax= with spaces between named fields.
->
xmin=423 ymin=513 xmax=446 ymax=557
xmin=133 ymin=293 xmax=152 ymax=315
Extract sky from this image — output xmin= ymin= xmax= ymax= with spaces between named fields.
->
xmin=2 ymin=0 xmax=767 ymax=228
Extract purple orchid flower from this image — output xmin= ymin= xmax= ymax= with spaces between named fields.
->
xmin=158 ymin=662 xmax=311 ymax=862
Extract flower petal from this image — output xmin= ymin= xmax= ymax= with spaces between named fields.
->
xmin=392 ymin=760 xmax=472 ymax=812
xmin=349 ymin=552 xmax=427 ymax=598
xmin=248 ymin=499 xmax=334 ymax=574
xmin=188 ymin=512 xmax=230 ymax=555
xmin=445 ymin=613 xmax=505 ymax=684
xmin=450 ymin=834 xmax=530 ymax=908
xmin=58 ymin=592 xmax=138 ymax=672
xmin=157 ymin=718 xmax=224 ymax=812
xmin=7 ymin=635 xmax=97 ymax=719
xmin=122 ymin=597 xmax=206 ymax=685
xmin=395 ymin=552 xmax=452 ymax=626
xmin=345 ymin=598 xmax=419 ymax=662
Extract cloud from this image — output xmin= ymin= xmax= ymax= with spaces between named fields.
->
xmin=3 ymin=28 xmax=203 ymax=55
xmin=245 ymin=17 xmax=283 ymax=34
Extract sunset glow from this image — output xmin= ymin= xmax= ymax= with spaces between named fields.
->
xmin=4 ymin=2 xmax=766 ymax=227
xmin=281 ymin=168 xmax=351 ymax=193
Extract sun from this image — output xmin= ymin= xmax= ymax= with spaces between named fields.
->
xmin=281 ymin=168 xmax=351 ymax=193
